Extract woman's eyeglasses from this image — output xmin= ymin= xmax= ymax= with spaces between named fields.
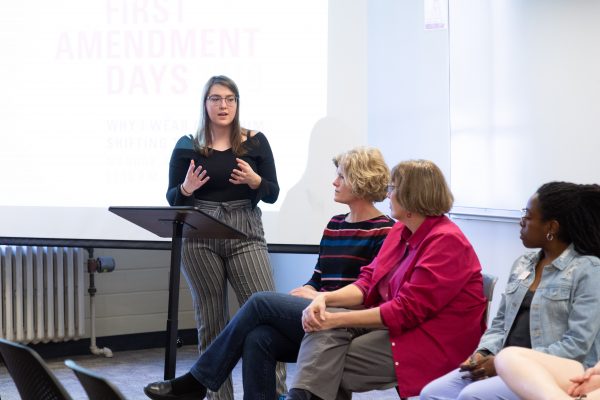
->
xmin=207 ymin=96 xmax=238 ymax=106
xmin=386 ymin=185 xmax=396 ymax=194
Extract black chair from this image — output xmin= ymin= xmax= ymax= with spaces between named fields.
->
xmin=65 ymin=359 xmax=126 ymax=400
xmin=0 ymin=338 xmax=73 ymax=400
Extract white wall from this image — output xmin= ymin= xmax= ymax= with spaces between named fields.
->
xmin=450 ymin=0 xmax=600 ymax=212
xmin=367 ymin=0 xmax=451 ymax=179
xmin=88 ymin=248 xmax=195 ymax=337
xmin=451 ymin=217 xmax=526 ymax=319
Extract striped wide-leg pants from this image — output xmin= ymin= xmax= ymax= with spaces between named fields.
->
xmin=181 ymin=199 xmax=287 ymax=400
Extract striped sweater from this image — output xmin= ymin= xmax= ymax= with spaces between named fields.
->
xmin=305 ymin=213 xmax=395 ymax=292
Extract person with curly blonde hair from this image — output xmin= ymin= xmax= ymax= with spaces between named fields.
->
xmin=291 ymin=147 xmax=393 ymax=299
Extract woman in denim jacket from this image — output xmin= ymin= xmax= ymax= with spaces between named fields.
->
xmin=420 ymin=181 xmax=600 ymax=400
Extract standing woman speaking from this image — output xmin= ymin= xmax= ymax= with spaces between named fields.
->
xmin=166 ymin=75 xmax=280 ymax=400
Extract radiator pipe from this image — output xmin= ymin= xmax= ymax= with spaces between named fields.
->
xmin=86 ymin=248 xmax=113 ymax=358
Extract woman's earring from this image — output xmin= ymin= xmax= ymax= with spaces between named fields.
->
xmin=546 ymin=232 xmax=554 ymax=241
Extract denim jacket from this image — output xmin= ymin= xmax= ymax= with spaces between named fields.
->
xmin=477 ymin=244 xmax=600 ymax=367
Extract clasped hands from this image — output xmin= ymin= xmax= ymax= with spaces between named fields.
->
xmin=181 ymin=158 xmax=261 ymax=194
xmin=301 ymin=294 xmax=335 ymax=333
xmin=459 ymin=352 xmax=496 ymax=381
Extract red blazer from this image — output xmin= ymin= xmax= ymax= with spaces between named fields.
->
xmin=354 ymin=216 xmax=486 ymax=397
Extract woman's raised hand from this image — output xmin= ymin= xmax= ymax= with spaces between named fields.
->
xmin=181 ymin=160 xmax=210 ymax=195
xmin=230 ymin=158 xmax=261 ymax=189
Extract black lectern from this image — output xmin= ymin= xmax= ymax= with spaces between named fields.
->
xmin=109 ymin=206 xmax=246 ymax=379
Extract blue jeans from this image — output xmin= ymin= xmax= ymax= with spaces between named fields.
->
xmin=189 ymin=291 xmax=310 ymax=400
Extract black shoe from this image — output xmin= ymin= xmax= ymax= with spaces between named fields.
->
xmin=143 ymin=380 xmax=206 ymax=400
xmin=286 ymin=388 xmax=314 ymax=400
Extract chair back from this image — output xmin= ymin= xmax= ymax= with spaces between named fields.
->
xmin=482 ymin=273 xmax=498 ymax=325
xmin=65 ymin=359 xmax=127 ymax=400
xmin=0 ymin=338 xmax=73 ymax=400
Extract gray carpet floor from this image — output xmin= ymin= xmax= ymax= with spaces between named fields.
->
xmin=0 ymin=345 xmax=400 ymax=399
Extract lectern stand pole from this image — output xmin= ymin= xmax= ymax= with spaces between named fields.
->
xmin=164 ymin=220 xmax=184 ymax=380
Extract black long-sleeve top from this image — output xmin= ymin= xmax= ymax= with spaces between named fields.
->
xmin=166 ymin=132 xmax=279 ymax=208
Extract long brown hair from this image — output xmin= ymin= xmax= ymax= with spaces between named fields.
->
xmin=193 ymin=75 xmax=246 ymax=156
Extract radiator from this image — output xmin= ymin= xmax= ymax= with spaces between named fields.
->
xmin=0 ymin=246 xmax=85 ymax=343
